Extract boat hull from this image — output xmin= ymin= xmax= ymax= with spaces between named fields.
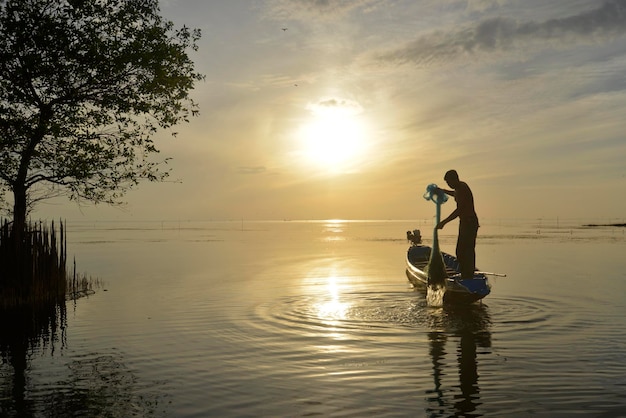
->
xmin=406 ymin=245 xmax=490 ymax=304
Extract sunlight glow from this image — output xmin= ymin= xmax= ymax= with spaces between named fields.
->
xmin=317 ymin=276 xmax=348 ymax=320
xmin=322 ymin=219 xmax=346 ymax=241
xmin=297 ymin=98 xmax=370 ymax=173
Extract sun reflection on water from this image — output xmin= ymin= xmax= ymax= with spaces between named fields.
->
xmin=322 ymin=219 xmax=347 ymax=241
xmin=316 ymin=275 xmax=349 ymax=321
xmin=313 ymin=275 xmax=353 ymax=355
xmin=299 ymin=250 xmax=358 ymax=351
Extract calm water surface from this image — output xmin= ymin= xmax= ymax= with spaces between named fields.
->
xmin=1 ymin=220 xmax=626 ymax=417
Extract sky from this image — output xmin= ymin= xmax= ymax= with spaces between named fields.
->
xmin=41 ymin=0 xmax=626 ymax=222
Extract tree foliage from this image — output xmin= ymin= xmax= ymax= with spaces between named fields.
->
xmin=0 ymin=0 xmax=204 ymax=228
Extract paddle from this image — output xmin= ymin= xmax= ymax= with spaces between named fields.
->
xmin=477 ymin=271 xmax=507 ymax=277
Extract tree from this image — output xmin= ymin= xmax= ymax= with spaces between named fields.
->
xmin=0 ymin=0 xmax=204 ymax=239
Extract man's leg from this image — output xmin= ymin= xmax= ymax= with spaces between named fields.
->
xmin=457 ymin=220 xmax=478 ymax=278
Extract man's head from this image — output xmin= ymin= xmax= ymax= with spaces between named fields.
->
xmin=444 ymin=169 xmax=460 ymax=188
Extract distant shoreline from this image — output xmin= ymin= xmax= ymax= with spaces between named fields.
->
xmin=583 ymin=223 xmax=626 ymax=227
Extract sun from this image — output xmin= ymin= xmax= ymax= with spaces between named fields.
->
xmin=297 ymin=99 xmax=370 ymax=172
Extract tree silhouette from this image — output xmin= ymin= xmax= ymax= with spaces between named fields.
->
xmin=0 ymin=0 xmax=204 ymax=238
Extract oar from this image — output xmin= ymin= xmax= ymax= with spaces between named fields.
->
xmin=477 ymin=271 xmax=507 ymax=277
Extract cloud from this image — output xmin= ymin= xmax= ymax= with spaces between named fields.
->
xmin=377 ymin=0 xmax=626 ymax=66
xmin=263 ymin=0 xmax=383 ymax=21
xmin=306 ymin=97 xmax=364 ymax=115
xmin=237 ymin=166 xmax=267 ymax=175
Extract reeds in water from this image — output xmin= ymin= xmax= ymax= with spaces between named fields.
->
xmin=0 ymin=219 xmax=92 ymax=309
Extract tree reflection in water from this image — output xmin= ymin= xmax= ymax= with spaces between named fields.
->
xmin=1 ymin=302 xmax=66 ymax=416
xmin=424 ymin=303 xmax=492 ymax=417
xmin=0 ymin=300 xmax=168 ymax=417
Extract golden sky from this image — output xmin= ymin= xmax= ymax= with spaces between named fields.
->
xmin=42 ymin=0 xmax=626 ymax=221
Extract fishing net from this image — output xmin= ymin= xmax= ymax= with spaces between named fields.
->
xmin=423 ymin=184 xmax=449 ymax=294
xmin=423 ymin=183 xmax=448 ymax=206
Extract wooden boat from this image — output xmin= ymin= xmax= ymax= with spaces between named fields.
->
xmin=405 ymin=234 xmax=491 ymax=304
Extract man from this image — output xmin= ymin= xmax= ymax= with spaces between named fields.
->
xmin=436 ymin=170 xmax=479 ymax=279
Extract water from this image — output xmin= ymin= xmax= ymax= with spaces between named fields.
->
xmin=426 ymin=285 xmax=446 ymax=307
xmin=1 ymin=219 xmax=626 ymax=417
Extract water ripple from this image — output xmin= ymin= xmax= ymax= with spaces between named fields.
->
xmin=247 ymin=290 xmax=498 ymax=343
xmin=485 ymin=295 xmax=599 ymax=339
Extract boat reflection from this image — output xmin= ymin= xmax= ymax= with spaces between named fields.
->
xmin=424 ymin=304 xmax=492 ymax=417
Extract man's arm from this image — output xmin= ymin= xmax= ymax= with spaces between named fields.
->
xmin=437 ymin=208 xmax=459 ymax=229
xmin=435 ymin=187 xmax=456 ymax=229
xmin=438 ymin=188 xmax=455 ymax=197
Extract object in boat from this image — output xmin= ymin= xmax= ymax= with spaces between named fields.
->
xmin=405 ymin=240 xmax=491 ymax=304
xmin=406 ymin=229 xmax=422 ymax=245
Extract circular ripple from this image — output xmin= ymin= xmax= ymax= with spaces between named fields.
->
xmin=248 ymin=291 xmax=497 ymax=342
xmin=252 ymin=292 xmax=414 ymax=338
xmin=483 ymin=295 xmax=594 ymax=340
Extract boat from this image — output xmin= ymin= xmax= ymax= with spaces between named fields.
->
xmin=405 ymin=229 xmax=491 ymax=304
